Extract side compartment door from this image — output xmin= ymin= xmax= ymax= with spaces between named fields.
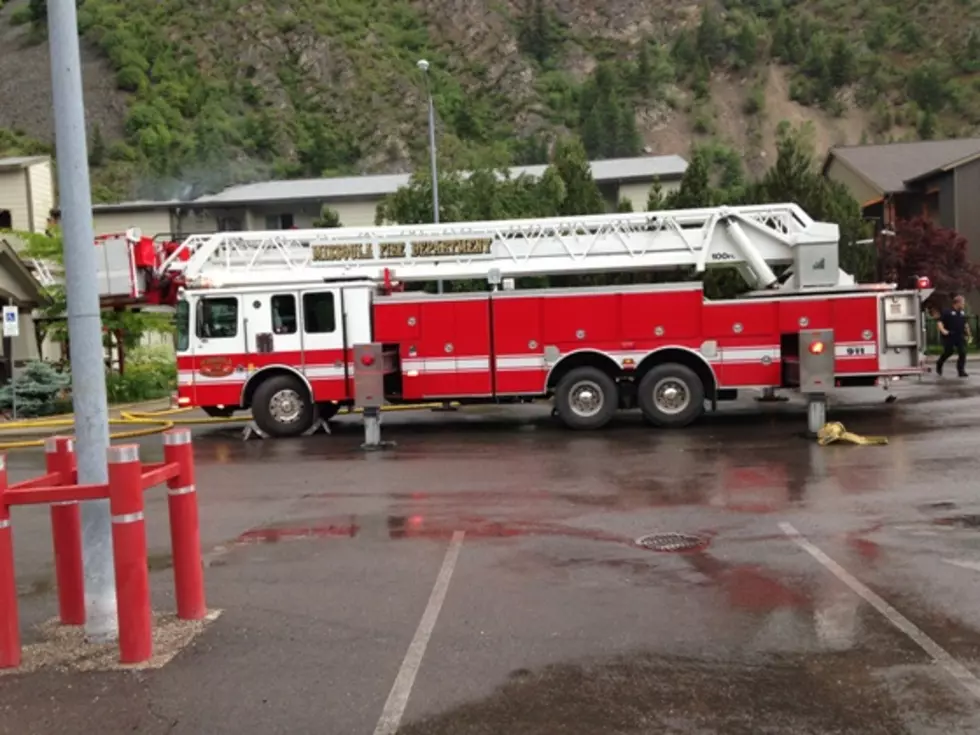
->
xmin=299 ymin=288 xmax=347 ymax=401
xmin=192 ymin=293 xmax=245 ymax=407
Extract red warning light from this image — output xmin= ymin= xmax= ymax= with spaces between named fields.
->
xmin=809 ymin=341 xmax=825 ymax=355
xmin=360 ymin=354 xmax=375 ymax=367
xmin=917 ymin=276 xmax=931 ymax=289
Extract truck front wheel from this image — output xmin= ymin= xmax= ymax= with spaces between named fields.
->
xmin=637 ymin=363 xmax=705 ymax=428
xmin=554 ymin=366 xmax=618 ymax=430
xmin=252 ymin=375 xmax=314 ymax=437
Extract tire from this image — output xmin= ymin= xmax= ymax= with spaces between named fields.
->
xmin=202 ymin=406 xmax=236 ymax=418
xmin=251 ymin=374 xmax=315 ymax=437
xmin=637 ymin=363 xmax=705 ymax=428
xmin=554 ymin=366 xmax=619 ymax=430
xmin=317 ymin=401 xmax=341 ymax=421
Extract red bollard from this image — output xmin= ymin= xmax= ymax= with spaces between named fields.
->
xmin=108 ymin=444 xmax=152 ymax=664
xmin=162 ymin=429 xmax=206 ymax=620
xmin=45 ymin=437 xmax=85 ymax=625
xmin=0 ymin=454 xmax=20 ymax=669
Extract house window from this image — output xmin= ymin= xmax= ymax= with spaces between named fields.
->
xmin=265 ymin=213 xmax=295 ymax=230
xmin=0 ymin=210 xmax=11 ymax=229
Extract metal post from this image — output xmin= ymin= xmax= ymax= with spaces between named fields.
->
xmin=48 ymin=0 xmax=116 ymax=641
xmin=107 ymin=444 xmax=152 ymax=664
xmin=46 ymin=437 xmax=85 ymax=625
xmin=807 ymin=394 xmax=827 ymax=437
xmin=162 ymin=429 xmax=206 ymax=620
xmin=0 ymin=455 xmax=20 ymax=669
xmin=7 ymin=299 xmax=16 ymax=420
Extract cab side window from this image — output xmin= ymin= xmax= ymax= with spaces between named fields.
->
xmin=196 ymin=296 xmax=238 ymax=339
xmin=303 ymin=292 xmax=336 ymax=333
xmin=271 ymin=294 xmax=297 ymax=334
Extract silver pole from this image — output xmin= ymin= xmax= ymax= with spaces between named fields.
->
xmin=48 ymin=0 xmax=116 ymax=641
xmin=419 ymin=60 xmax=443 ymax=294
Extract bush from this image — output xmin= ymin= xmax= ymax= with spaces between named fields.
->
xmin=0 ymin=361 xmax=72 ymax=418
xmin=105 ymin=346 xmax=176 ymax=403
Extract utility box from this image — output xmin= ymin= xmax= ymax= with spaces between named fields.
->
xmin=799 ymin=329 xmax=835 ymax=393
xmin=794 ymin=242 xmax=840 ymax=289
xmin=352 ymin=343 xmax=385 ymax=409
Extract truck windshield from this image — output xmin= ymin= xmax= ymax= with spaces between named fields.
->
xmin=175 ymin=300 xmax=190 ymax=352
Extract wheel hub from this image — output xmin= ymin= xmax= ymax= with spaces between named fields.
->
xmin=269 ymin=389 xmax=303 ymax=423
xmin=653 ymin=378 xmax=690 ymax=415
xmin=568 ymin=380 xmax=604 ymax=418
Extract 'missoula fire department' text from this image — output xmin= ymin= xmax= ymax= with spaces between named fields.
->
xmin=311 ymin=239 xmax=493 ymax=261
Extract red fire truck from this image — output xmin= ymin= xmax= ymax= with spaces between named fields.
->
xmin=95 ymin=204 xmax=931 ymax=438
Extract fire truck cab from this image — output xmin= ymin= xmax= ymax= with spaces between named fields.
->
xmin=154 ymin=204 xmax=932 ymax=438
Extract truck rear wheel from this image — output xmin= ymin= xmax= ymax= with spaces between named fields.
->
xmin=252 ymin=374 xmax=314 ymax=437
xmin=554 ymin=366 xmax=618 ymax=430
xmin=637 ymin=363 xmax=705 ymax=428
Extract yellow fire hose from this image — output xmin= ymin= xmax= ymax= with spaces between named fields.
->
xmin=0 ymin=402 xmax=459 ymax=450
xmin=816 ymin=421 xmax=888 ymax=446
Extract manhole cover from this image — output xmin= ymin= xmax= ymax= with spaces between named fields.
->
xmin=635 ymin=532 xmax=706 ymax=552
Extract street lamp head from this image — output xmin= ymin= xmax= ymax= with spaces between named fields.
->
xmin=417 ymin=59 xmax=429 ymax=72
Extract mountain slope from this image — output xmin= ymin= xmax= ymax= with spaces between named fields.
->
xmin=0 ymin=0 xmax=978 ymax=202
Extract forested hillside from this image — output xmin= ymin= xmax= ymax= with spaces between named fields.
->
xmin=0 ymin=0 xmax=977 ymax=201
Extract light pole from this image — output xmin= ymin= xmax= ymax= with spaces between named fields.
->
xmin=48 ymin=0 xmax=116 ymax=641
xmin=417 ymin=59 xmax=443 ymax=294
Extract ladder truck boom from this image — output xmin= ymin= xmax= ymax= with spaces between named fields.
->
xmin=160 ymin=203 xmax=850 ymax=294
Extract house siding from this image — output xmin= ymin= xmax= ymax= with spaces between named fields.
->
xmin=936 ymin=173 xmax=956 ymax=230
xmin=92 ymin=209 xmax=174 ymax=237
xmin=0 ymin=171 xmax=30 ymax=231
xmin=26 ymin=161 xmax=55 ymax=233
xmin=955 ymin=158 xmax=980 ymax=266
xmin=824 ymin=158 xmax=881 ymax=207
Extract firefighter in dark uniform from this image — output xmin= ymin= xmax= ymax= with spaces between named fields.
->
xmin=936 ymin=294 xmax=971 ymax=378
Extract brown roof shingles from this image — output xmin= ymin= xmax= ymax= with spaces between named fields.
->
xmin=825 ymin=138 xmax=980 ymax=193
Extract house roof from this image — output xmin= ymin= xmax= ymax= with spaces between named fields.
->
xmin=0 ymin=237 xmax=48 ymax=306
xmin=824 ymin=138 xmax=980 ymax=194
xmin=190 ymin=155 xmax=689 ymax=207
xmin=0 ymin=155 xmax=49 ymax=173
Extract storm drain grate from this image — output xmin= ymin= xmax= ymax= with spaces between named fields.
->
xmin=635 ymin=532 xmax=706 ymax=552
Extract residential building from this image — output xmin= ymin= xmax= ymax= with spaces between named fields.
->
xmin=91 ymin=155 xmax=689 ymax=238
xmin=823 ymin=138 xmax=980 ymax=253
xmin=0 ymin=156 xmax=55 ymax=233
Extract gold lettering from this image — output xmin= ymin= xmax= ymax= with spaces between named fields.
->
xmin=411 ymin=239 xmax=492 ymax=257
xmin=310 ymin=238 xmax=493 ymax=261
xmin=311 ymin=243 xmax=372 ymax=261
xmin=380 ymin=242 xmax=406 ymax=258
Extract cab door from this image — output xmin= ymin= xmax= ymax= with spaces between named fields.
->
xmin=241 ymin=291 xmax=303 ymax=369
xmin=191 ymin=293 xmax=245 ymax=407
xmin=299 ymin=287 xmax=348 ymax=401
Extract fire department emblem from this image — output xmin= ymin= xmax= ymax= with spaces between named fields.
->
xmin=198 ymin=357 xmax=234 ymax=378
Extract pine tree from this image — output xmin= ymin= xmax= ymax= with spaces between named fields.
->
xmin=313 ymin=205 xmax=342 ymax=227
xmin=669 ymin=153 xmax=713 ymax=208
xmin=646 ymin=178 xmax=665 ymax=211
xmin=0 ymin=361 xmax=71 ymax=418
xmin=550 ymin=137 xmax=604 ymax=215
xmin=89 ymin=123 xmax=106 ymax=167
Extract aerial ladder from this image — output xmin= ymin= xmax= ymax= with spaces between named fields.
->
xmin=127 ymin=203 xmax=856 ymax=302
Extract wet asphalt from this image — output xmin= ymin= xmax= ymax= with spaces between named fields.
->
xmin=5 ymin=377 xmax=980 ymax=733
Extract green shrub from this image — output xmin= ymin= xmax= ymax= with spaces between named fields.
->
xmin=9 ymin=5 xmax=32 ymax=26
xmin=0 ymin=361 xmax=72 ymax=418
xmin=105 ymin=346 xmax=176 ymax=403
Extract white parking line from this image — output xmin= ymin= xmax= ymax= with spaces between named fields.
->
xmin=942 ymin=558 xmax=980 ymax=573
xmin=779 ymin=522 xmax=980 ymax=701
xmin=373 ymin=531 xmax=466 ymax=735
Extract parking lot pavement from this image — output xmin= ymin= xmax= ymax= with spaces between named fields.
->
xmin=5 ymin=381 xmax=980 ymax=732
